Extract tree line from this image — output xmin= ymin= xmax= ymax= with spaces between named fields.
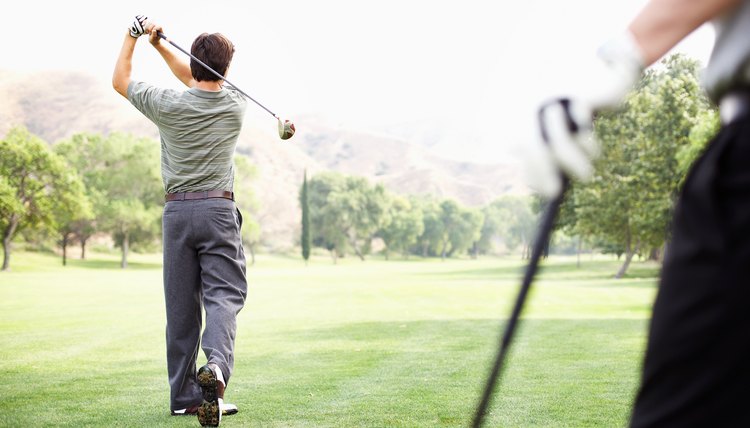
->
xmin=0 ymin=128 xmax=259 ymax=270
xmin=298 ymin=171 xmax=537 ymax=263
xmin=1 ymin=125 xmax=537 ymax=272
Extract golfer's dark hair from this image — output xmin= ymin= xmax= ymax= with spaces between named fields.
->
xmin=190 ymin=33 xmax=235 ymax=82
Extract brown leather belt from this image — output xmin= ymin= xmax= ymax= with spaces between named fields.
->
xmin=165 ymin=191 xmax=234 ymax=202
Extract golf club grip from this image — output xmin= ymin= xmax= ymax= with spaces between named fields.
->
xmin=155 ymin=31 xmax=278 ymax=119
xmin=471 ymin=177 xmax=569 ymax=428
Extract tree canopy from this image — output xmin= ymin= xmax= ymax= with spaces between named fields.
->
xmin=561 ymin=54 xmax=717 ymax=277
xmin=55 ymin=132 xmax=163 ymax=268
xmin=1 ymin=127 xmax=89 ymax=270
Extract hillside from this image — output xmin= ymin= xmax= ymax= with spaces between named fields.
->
xmin=0 ymin=71 xmax=527 ymax=249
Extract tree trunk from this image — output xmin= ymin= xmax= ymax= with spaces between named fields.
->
xmin=615 ymin=250 xmax=635 ymax=279
xmin=1 ymin=237 xmax=10 ymax=271
xmin=2 ymin=217 xmax=19 ymax=271
xmin=81 ymin=238 xmax=87 ymax=260
xmin=576 ymin=236 xmax=582 ymax=269
xmin=353 ymin=246 xmax=365 ymax=261
xmin=121 ymin=233 xmax=129 ymax=269
xmin=330 ymin=249 xmax=337 ymax=264
xmin=349 ymin=236 xmax=365 ymax=261
xmin=62 ymin=233 xmax=69 ymax=266
xmin=615 ymin=237 xmax=639 ymax=279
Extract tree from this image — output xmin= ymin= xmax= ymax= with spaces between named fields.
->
xmin=103 ymin=142 xmax=161 ymax=269
xmin=446 ymin=205 xmax=484 ymax=259
xmin=71 ymin=219 xmax=97 ymax=260
xmin=105 ymin=199 xmax=160 ymax=268
xmin=476 ymin=204 xmax=503 ymax=255
xmin=677 ymin=109 xmax=720 ymax=181
xmin=573 ymin=54 xmax=715 ymax=277
xmin=300 ymin=170 xmax=311 ymax=264
xmin=0 ymin=176 xmax=22 ymax=268
xmin=307 ymin=172 xmax=348 ymax=262
xmin=378 ymin=195 xmax=424 ymax=260
xmin=479 ymin=196 xmax=536 ymax=257
xmin=554 ymin=187 xmax=589 ymax=266
xmin=54 ymin=133 xmax=108 ymax=259
xmin=432 ymin=199 xmax=484 ymax=260
xmin=0 ymin=127 xmax=87 ymax=270
xmin=56 ymin=132 xmax=163 ymax=268
xmin=436 ymin=200 xmax=460 ymax=259
xmin=326 ymin=177 xmax=390 ymax=261
xmin=412 ymin=196 xmax=443 ymax=257
xmin=53 ymin=170 xmax=93 ymax=266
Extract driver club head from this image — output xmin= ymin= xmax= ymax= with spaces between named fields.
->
xmin=278 ymin=118 xmax=296 ymax=140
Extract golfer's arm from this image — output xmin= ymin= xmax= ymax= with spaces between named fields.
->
xmin=113 ymin=33 xmax=137 ymax=98
xmin=629 ymin=0 xmax=741 ymax=66
xmin=153 ymin=43 xmax=195 ymax=88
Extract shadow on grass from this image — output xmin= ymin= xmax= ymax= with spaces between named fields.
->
xmin=268 ymin=317 xmax=648 ymax=346
xmin=65 ymin=258 xmax=162 ymax=270
xmin=412 ymin=260 xmax=661 ymax=282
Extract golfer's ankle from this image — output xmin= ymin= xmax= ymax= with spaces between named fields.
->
xmin=209 ymin=363 xmax=226 ymax=386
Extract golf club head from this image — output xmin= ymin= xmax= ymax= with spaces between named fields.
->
xmin=278 ymin=119 xmax=296 ymax=140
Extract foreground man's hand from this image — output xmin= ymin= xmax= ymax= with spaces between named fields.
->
xmin=526 ymin=32 xmax=645 ymax=198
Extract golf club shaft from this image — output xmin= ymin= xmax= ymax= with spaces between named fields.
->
xmin=471 ymin=177 xmax=569 ymax=428
xmin=156 ymin=31 xmax=278 ymax=119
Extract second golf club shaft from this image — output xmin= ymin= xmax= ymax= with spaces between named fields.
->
xmin=471 ymin=177 xmax=569 ymax=427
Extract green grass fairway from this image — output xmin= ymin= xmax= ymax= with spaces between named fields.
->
xmin=0 ymin=251 xmax=659 ymax=427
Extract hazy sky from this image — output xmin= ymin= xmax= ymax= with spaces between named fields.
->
xmin=2 ymin=0 xmax=715 ymax=164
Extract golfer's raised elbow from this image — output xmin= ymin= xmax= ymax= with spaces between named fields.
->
xmin=112 ymin=75 xmax=129 ymax=99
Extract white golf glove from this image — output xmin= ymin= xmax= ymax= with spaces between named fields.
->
xmin=526 ymin=31 xmax=646 ymax=198
xmin=128 ymin=15 xmax=149 ymax=38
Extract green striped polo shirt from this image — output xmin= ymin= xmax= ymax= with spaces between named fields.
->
xmin=128 ymin=81 xmax=248 ymax=193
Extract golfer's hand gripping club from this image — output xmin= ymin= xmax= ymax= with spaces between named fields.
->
xmin=129 ymin=15 xmax=149 ymax=38
xmin=524 ymin=31 xmax=645 ymax=198
xmin=155 ymin=30 xmax=296 ymax=140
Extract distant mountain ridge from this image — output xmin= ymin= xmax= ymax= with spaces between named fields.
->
xmin=0 ymin=70 xmax=527 ymax=249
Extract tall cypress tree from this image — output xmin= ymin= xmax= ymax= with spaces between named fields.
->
xmin=301 ymin=170 xmax=311 ymax=264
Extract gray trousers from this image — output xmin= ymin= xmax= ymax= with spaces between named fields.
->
xmin=162 ymin=198 xmax=247 ymax=410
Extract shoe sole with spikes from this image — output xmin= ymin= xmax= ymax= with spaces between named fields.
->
xmin=197 ymin=365 xmax=220 ymax=426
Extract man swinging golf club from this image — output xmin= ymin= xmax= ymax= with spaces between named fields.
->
xmin=526 ymin=0 xmax=750 ymax=426
xmin=113 ymin=15 xmax=247 ymax=426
